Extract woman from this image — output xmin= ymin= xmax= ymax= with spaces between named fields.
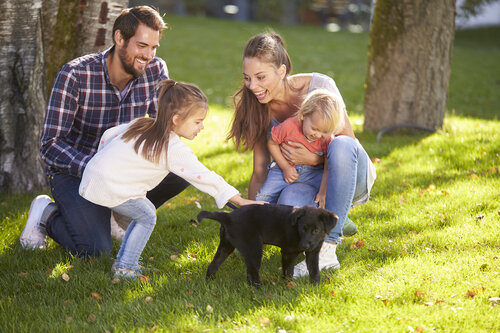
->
xmin=228 ymin=32 xmax=376 ymax=278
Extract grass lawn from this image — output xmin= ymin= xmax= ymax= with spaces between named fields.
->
xmin=1 ymin=16 xmax=499 ymax=332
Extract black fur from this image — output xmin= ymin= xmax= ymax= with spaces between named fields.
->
xmin=197 ymin=204 xmax=337 ymax=286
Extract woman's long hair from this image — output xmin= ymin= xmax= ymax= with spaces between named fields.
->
xmin=227 ymin=32 xmax=293 ymax=151
xmin=122 ymin=80 xmax=207 ymax=164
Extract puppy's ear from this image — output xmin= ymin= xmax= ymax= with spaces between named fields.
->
xmin=321 ymin=211 xmax=338 ymax=232
xmin=290 ymin=207 xmax=307 ymax=226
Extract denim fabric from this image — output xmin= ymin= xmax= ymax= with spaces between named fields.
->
xmin=45 ymin=173 xmax=189 ymax=257
xmin=278 ymin=136 xmax=369 ymax=243
xmin=112 ymin=198 xmax=157 ymax=270
xmin=256 ymin=163 xmax=323 ymax=203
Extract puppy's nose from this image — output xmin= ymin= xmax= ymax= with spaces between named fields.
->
xmin=299 ymin=241 xmax=310 ymax=251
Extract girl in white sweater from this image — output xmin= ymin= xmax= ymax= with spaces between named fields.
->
xmin=79 ymin=80 xmax=257 ymax=279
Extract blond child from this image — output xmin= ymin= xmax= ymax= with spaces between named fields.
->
xmin=256 ymin=89 xmax=345 ymax=208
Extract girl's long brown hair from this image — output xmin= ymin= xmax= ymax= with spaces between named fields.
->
xmin=227 ymin=32 xmax=293 ymax=151
xmin=122 ymin=80 xmax=207 ymax=164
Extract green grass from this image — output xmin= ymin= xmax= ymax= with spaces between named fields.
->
xmin=1 ymin=16 xmax=499 ymax=332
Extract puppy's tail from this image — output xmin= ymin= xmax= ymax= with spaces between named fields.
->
xmin=197 ymin=211 xmax=231 ymax=226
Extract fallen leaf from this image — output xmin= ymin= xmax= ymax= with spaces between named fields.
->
xmin=170 ymin=254 xmax=179 ymax=260
xmin=350 ymin=239 xmax=364 ymax=249
xmin=195 ymin=201 xmax=202 ymax=209
xmin=145 ymin=296 xmax=153 ymax=303
xmin=425 ymin=184 xmax=436 ymax=193
xmin=90 ymin=292 xmax=102 ymax=302
xmin=257 ymin=316 xmax=270 ymax=327
xmin=87 ymin=313 xmax=97 ymax=322
xmin=188 ymin=253 xmax=197 ymax=260
xmin=466 ymin=287 xmax=485 ymax=298
xmin=111 ymin=278 xmax=120 ymax=284
xmin=401 ymin=249 xmax=408 ymax=255
xmin=66 ymin=316 xmax=73 ymax=323
xmin=149 ymin=325 xmax=158 ymax=332
xmin=415 ymin=291 xmax=425 ymax=298
xmin=19 ymin=272 xmax=28 ymax=277
xmin=62 ymin=300 xmax=69 ymax=307
xmin=61 ymin=273 xmax=70 ymax=281
xmin=330 ymin=290 xmax=337 ymax=297
xmin=66 ymin=265 xmax=74 ymax=270
xmin=415 ymin=326 xmax=424 ymax=332
xmin=287 ymin=281 xmax=296 ymax=288
xmin=440 ymin=190 xmax=449 ymax=195
xmin=140 ymin=275 xmax=149 ymax=283
xmin=148 ymin=256 xmax=154 ymax=261
xmin=469 ymin=173 xmax=478 ymax=179
xmin=206 ymin=304 xmax=213 ymax=313
xmin=186 ymin=302 xmax=194 ymax=308
xmin=423 ymin=276 xmax=434 ymax=281
xmin=187 ymin=289 xmax=193 ymax=295
xmin=265 ymin=293 xmax=271 ymax=298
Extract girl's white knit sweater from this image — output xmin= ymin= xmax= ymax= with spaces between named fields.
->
xmin=79 ymin=121 xmax=238 ymax=208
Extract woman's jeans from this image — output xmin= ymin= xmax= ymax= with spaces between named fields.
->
xmin=46 ymin=173 xmax=189 ymax=257
xmin=256 ymin=163 xmax=323 ymax=203
xmin=276 ymin=136 xmax=369 ymax=244
xmin=112 ymin=198 xmax=157 ymax=270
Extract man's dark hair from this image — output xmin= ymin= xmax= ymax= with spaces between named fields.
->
xmin=112 ymin=6 xmax=166 ymax=44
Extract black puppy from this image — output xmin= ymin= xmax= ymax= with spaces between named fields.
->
xmin=197 ymin=204 xmax=337 ymax=286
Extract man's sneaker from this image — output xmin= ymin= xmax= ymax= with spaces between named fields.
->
xmin=293 ymin=241 xmax=340 ymax=278
xmin=20 ymin=195 xmax=53 ymax=249
xmin=342 ymin=217 xmax=358 ymax=237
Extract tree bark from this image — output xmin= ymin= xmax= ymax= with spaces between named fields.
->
xmin=0 ymin=0 xmax=128 ymax=192
xmin=0 ymin=0 xmax=47 ymax=191
xmin=363 ymin=0 xmax=456 ymax=132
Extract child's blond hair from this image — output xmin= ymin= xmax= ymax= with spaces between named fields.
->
xmin=296 ymin=89 xmax=345 ymax=135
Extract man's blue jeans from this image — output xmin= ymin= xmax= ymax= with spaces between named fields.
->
xmin=277 ymin=136 xmax=370 ymax=244
xmin=46 ymin=173 xmax=189 ymax=257
xmin=112 ymin=198 xmax=157 ymax=270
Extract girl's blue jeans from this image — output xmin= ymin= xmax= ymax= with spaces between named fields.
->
xmin=112 ymin=198 xmax=157 ymax=270
xmin=270 ymin=136 xmax=370 ymax=244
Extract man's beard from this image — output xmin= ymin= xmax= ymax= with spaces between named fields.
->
xmin=118 ymin=43 xmax=146 ymax=78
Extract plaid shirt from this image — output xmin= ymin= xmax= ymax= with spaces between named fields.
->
xmin=40 ymin=47 xmax=168 ymax=177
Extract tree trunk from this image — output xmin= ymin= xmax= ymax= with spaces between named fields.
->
xmin=0 ymin=0 xmax=47 ymax=192
xmin=0 ymin=0 xmax=128 ymax=192
xmin=363 ymin=0 xmax=456 ymax=132
xmin=45 ymin=0 xmax=128 ymax=97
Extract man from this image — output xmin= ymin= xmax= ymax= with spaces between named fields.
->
xmin=20 ymin=6 xmax=189 ymax=256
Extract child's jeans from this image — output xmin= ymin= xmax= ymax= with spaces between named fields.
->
xmin=112 ymin=197 xmax=157 ymax=270
xmin=256 ymin=163 xmax=323 ymax=203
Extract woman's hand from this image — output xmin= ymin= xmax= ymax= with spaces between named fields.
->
xmin=280 ymin=141 xmax=323 ymax=166
xmin=314 ymin=191 xmax=326 ymax=209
